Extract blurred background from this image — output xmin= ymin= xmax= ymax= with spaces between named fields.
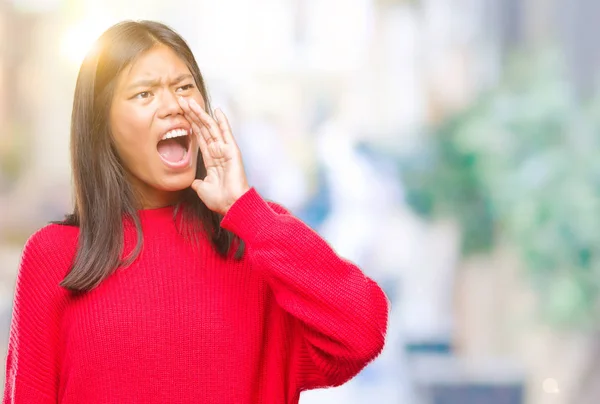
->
xmin=1 ymin=0 xmax=600 ymax=403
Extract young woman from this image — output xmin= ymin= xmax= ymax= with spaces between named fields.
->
xmin=3 ymin=20 xmax=389 ymax=404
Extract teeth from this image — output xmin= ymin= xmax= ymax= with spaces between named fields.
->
xmin=161 ymin=128 xmax=188 ymax=140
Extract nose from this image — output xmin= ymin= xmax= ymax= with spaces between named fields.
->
xmin=158 ymin=89 xmax=183 ymax=119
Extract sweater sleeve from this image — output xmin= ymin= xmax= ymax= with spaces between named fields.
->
xmin=3 ymin=227 xmax=69 ymax=403
xmin=220 ymin=188 xmax=390 ymax=391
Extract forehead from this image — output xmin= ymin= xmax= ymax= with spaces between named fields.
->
xmin=118 ymin=45 xmax=191 ymax=85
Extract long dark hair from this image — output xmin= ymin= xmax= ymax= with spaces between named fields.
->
xmin=57 ymin=20 xmax=244 ymax=293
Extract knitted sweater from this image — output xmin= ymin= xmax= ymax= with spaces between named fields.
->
xmin=3 ymin=188 xmax=389 ymax=403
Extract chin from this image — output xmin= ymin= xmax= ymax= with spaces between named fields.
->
xmin=155 ymin=169 xmax=196 ymax=192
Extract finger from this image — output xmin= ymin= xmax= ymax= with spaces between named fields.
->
xmin=198 ymin=117 xmax=215 ymax=143
xmin=196 ymin=126 xmax=215 ymax=167
xmin=190 ymin=178 xmax=206 ymax=196
xmin=189 ymin=98 xmax=222 ymax=143
xmin=189 ymin=117 xmax=203 ymax=143
xmin=190 ymin=116 xmax=211 ymax=145
xmin=177 ymin=96 xmax=196 ymax=122
xmin=178 ymin=97 xmax=212 ymax=144
xmin=188 ymin=99 xmax=217 ymax=142
xmin=177 ymin=97 xmax=200 ymax=130
xmin=214 ymin=108 xmax=235 ymax=145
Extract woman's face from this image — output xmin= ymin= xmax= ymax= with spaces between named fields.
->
xmin=109 ymin=44 xmax=204 ymax=209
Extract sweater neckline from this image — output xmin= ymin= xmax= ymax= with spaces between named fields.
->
xmin=137 ymin=204 xmax=178 ymax=221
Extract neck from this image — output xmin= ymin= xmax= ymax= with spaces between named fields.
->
xmin=133 ymin=183 xmax=183 ymax=210
xmin=126 ymin=172 xmax=184 ymax=210
xmin=138 ymin=191 xmax=182 ymax=210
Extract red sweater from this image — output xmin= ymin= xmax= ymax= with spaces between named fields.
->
xmin=3 ymin=188 xmax=389 ymax=403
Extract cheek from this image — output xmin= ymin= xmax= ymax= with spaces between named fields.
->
xmin=189 ymin=92 xmax=206 ymax=111
xmin=111 ymin=106 xmax=154 ymax=153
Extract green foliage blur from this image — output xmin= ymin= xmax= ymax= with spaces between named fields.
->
xmin=401 ymin=50 xmax=600 ymax=328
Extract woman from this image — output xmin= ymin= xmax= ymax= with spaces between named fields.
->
xmin=3 ymin=20 xmax=389 ymax=404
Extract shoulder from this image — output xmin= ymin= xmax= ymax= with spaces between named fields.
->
xmin=19 ymin=223 xmax=79 ymax=284
xmin=10 ymin=224 xmax=75 ymax=324
xmin=23 ymin=223 xmax=79 ymax=256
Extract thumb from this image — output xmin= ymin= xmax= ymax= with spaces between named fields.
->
xmin=190 ymin=179 xmax=206 ymax=197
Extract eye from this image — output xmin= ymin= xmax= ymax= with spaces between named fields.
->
xmin=177 ymin=84 xmax=195 ymax=92
xmin=135 ymin=91 xmax=152 ymax=99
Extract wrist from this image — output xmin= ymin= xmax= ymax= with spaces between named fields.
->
xmin=222 ymin=185 xmax=251 ymax=215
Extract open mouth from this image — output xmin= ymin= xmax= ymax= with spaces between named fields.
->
xmin=157 ymin=128 xmax=192 ymax=166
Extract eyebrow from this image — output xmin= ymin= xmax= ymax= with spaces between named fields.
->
xmin=126 ymin=74 xmax=194 ymax=91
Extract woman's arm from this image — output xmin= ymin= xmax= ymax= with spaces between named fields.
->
xmin=220 ymin=188 xmax=390 ymax=391
xmin=3 ymin=227 xmax=69 ymax=403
